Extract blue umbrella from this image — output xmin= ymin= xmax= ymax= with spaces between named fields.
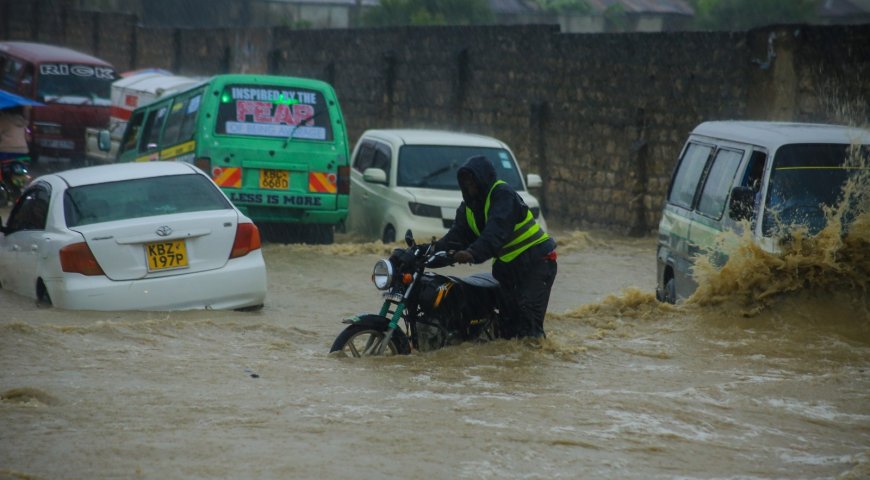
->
xmin=0 ymin=89 xmax=43 ymax=109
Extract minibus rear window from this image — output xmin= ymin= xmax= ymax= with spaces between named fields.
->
xmin=215 ymin=84 xmax=333 ymax=142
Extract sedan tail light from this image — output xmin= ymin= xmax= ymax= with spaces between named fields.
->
xmin=230 ymin=223 xmax=261 ymax=259
xmin=60 ymin=242 xmax=105 ymax=276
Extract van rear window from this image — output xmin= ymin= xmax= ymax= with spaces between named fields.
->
xmin=215 ymin=84 xmax=333 ymax=141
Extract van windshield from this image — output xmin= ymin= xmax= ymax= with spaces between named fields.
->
xmin=215 ymin=84 xmax=333 ymax=141
xmin=37 ymin=63 xmax=116 ymax=105
xmin=397 ymin=146 xmax=525 ymax=191
xmin=762 ymin=143 xmax=869 ymax=236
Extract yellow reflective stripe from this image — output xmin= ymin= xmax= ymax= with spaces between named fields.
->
xmin=467 ymin=181 xmax=505 ymax=235
xmin=466 ymin=207 xmax=479 ymax=236
xmin=503 ymin=211 xmax=534 ymax=248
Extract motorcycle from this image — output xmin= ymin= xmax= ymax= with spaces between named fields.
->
xmin=0 ymin=157 xmax=32 ymax=207
xmin=329 ymin=230 xmax=501 ymax=356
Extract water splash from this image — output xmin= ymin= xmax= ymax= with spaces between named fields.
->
xmin=689 ymin=145 xmax=870 ymax=317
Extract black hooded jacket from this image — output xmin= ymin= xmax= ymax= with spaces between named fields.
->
xmin=436 ymin=155 xmax=553 ymax=264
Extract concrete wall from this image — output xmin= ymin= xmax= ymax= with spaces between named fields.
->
xmin=3 ymin=1 xmax=868 ymax=234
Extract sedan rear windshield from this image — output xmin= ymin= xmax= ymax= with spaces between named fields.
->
xmin=64 ymin=174 xmax=232 ymax=227
xmin=397 ymin=146 xmax=525 ymax=190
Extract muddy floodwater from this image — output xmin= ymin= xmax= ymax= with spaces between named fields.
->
xmin=1 ymin=226 xmax=869 ymax=479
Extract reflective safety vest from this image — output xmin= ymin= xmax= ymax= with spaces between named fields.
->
xmin=465 ymin=180 xmax=549 ymax=263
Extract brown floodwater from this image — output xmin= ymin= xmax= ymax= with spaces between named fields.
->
xmin=1 ymin=218 xmax=868 ymax=479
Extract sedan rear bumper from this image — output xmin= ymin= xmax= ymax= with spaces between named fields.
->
xmin=46 ymin=251 xmax=267 ymax=311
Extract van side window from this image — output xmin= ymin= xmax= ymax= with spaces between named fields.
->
xmin=139 ymin=104 xmax=169 ymax=152
xmin=668 ymin=143 xmax=713 ymax=209
xmin=697 ymin=149 xmax=743 ymax=218
xmin=741 ymin=151 xmax=767 ymax=191
xmin=353 ymin=142 xmax=376 ymax=173
xmin=162 ymin=90 xmax=203 ymax=147
xmin=120 ymin=111 xmax=145 ymax=154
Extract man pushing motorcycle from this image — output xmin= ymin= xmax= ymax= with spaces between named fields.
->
xmin=435 ymin=155 xmax=557 ymax=339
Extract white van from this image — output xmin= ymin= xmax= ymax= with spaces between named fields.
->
xmin=347 ymin=129 xmax=546 ymax=243
xmin=656 ymin=121 xmax=870 ymax=304
xmin=84 ymin=71 xmax=200 ymax=164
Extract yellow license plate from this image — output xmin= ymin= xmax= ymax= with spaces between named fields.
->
xmin=259 ymin=169 xmax=289 ymax=189
xmin=145 ymin=239 xmax=189 ymax=271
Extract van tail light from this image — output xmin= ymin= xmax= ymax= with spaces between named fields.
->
xmin=337 ymin=165 xmax=350 ymax=195
xmin=60 ymin=242 xmax=105 ymax=276
xmin=194 ymin=156 xmax=212 ymax=174
xmin=230 ymin=222 xmax=262 ymax=259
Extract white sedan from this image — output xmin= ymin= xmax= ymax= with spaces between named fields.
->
xmin=0 ymin=162 xmax=267 ymax=311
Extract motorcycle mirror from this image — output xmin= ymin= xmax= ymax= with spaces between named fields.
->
xmin=404 ymin=229 xmax=415 ymax=247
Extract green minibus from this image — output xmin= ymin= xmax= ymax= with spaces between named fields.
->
xmin=104 ymin=74 xmax=349 ymax=244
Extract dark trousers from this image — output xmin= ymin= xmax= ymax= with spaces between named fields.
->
xmin=492 ymin=250 xmax=557 ymax=339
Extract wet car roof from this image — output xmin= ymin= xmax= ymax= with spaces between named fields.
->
xmin=692 ymin=121 xmax=870 ymax=149
xmin=52 ymin=162 xmax=200 ymax=187
xmin=363 ymin=129 xmax=508 ymax=148
xmin=0 ymin=41 xmax=114 ymax=66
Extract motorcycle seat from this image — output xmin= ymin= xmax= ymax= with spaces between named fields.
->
xmin=448 ymin=272 xmax=499 ymax=289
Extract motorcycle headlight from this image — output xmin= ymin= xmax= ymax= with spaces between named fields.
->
xmin=371 ymin=259 xmax=394 ymax=290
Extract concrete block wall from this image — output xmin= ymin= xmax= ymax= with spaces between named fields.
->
xmin=2 ymin=0 xmax=868 ymax=234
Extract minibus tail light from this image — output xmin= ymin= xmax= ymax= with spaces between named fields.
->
xmin=230 ymin=223 xmax=262 ymax=259
xmin=195 ymin=157 xmax=211 ymax=174
xmin=60 ymin=242 xmax=105 ymax=276
xmin=338 ymin=165 xmax=350 ymax=195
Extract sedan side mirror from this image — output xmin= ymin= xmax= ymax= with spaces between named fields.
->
xmin=362 ymin=168 xmax=388 ymax=185
xmin=728 ymin=186 xmax=756 ymax=221
xmin=527 ymin=173 xmax=542 ymax=189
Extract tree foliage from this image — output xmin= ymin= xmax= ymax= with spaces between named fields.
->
xmin=363 ymin=0 xmax=494 ymax=27
xmin=688 ymin=0 xmax=822 ymax=31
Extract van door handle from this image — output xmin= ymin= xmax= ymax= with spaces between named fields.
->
xmin=30 ymin=244 xmax=39 ymax=252
xmin=11 ymin=244 xmax=20 ymax=252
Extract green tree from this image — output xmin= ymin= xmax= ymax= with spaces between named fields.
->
xmin=363 ymin=0 xmax=494 ymax=27
xmin=688 ymin=0 xmax=821 ymax=31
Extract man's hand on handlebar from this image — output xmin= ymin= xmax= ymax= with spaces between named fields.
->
xmin=453 ymin=249 xmax=474 ymax=264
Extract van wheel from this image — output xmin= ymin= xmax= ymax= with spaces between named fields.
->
xmin=302 ymin=225 xmax=334 ymax=245
xmin=664 ymin=278 xmax=677 ymax=305
xmin=382 ymin=225 xmax=396 ymax=244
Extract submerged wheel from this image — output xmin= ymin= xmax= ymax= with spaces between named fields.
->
xmin=36 ymin=279 xmax=52 ymax=307
xmin=382 ymin=225 xmax=396 ymax=244
xmin=329 ymin=324 xmax=411 ymax=357
xmin=664 ymin=277 xmax=677 ymax=305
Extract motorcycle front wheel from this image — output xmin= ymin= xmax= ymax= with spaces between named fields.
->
xmin=329 ymin=324 xmax=411 ymax=357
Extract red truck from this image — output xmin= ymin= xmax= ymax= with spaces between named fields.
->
xmin=0 ymin=41 xmax=118 ymax=168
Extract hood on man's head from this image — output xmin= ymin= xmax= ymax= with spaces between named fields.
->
xmin=457 ymin=155 xmax=497 ymax=200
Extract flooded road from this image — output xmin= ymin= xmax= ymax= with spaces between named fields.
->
xmin=1 ymin=228 xmax=869 ymax=479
